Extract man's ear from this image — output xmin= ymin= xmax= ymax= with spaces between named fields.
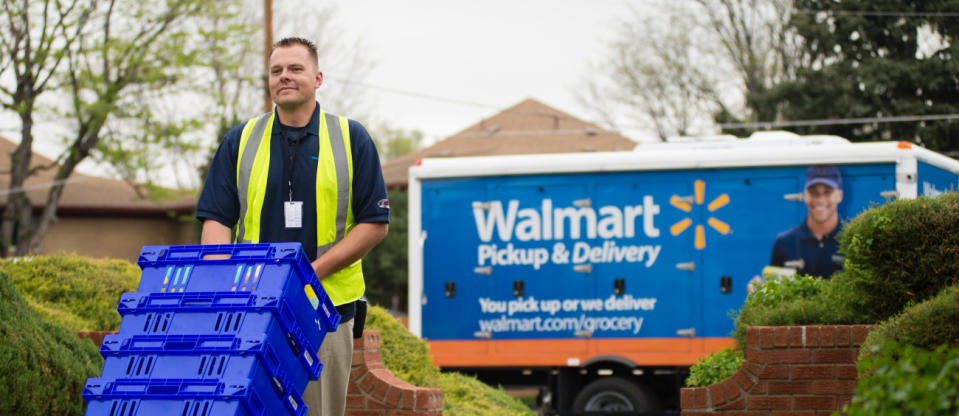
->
xmin=834 ymin=189 xmax=844 ymax=203
xmin=315 ymin=71 xmax=323 ymax=89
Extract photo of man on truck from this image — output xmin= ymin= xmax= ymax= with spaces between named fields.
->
xmin=769 ymin=165 xmax=845 ymax=279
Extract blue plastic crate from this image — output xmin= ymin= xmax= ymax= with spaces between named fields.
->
xmin=84 ymin=375 xmax=306 ymax=416
xmin=136 ymin=243 xmax=339 ymax=335
xmin=100 ymin=311 xmax=323 ymax=387
xmin=99 ymin=330 xmax=317 ymax=392
xmin=117 ymin=291 xmax=328 ymax=372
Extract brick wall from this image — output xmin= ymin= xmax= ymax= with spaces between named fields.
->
xmin=681 ymin=325 xmax=873 ymax=416
xmin=347 ymin=330 xmax=443 ymax=415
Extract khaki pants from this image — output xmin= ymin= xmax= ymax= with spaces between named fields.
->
xmin=303 ymin=318 xmax=354 ymax=416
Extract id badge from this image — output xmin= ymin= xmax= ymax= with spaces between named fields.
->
xmin=284 ymin=201 xmax=303 ymax=228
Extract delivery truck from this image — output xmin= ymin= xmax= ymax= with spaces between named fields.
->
xmin=406 ymin=132 xmax=959 ymax=415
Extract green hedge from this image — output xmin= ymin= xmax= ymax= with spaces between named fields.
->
xmin=686 ymin=347 xmax=743 ymax=387
xmin=834 ymin=193 xmax=959 ymax=323
xmin=846 ymin=341 xmax=959 ymax=415
xmin=366 ymin=305 xmax=534 ymax=415
xmin=0 ymin=254 xmax=140 ymax=331
xmin=0 ymin=271 xmax=103 ymax=416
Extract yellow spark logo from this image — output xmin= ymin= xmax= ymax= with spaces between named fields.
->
xmin=669 ymin=180 xmax=731 ymax=250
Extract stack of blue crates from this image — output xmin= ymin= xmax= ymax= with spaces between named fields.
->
xmin=83 ymin=243 xmax=341 ymax=416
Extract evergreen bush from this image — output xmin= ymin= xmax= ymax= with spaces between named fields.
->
xmin=833 ymin=193 xmax=959 ymax=323
xmin=0 ymin=272 xmax=103 ymax=416
xmin=365 ymin=305 xmax=534 ymax=415
xmin=846 ymin=341 xmax=959 ymax=415
xmin=0 ymin=254 xmax=140 ymax=331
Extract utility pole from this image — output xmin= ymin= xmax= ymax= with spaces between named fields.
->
xmin=263 ymin=0 xmax=273 ymax=113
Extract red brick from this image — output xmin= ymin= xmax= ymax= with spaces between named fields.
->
xmin=812 ymin=380 xmax=857 ymax=395
xmin=747 ymin=327 xmax=760 ymax=347
xmin=836 ymin=326 xmax=851 ymax=346
xmin=367 ymin=397 xmax=390 ymax=409
xmin=414 ymin=388 xmax=442 ymax=410
xmin=681 ymin=388 xmax=694 ymax=409
xmin=384 ymin=386 xmax=403 ymax=406
xmin=751 ymin=381 xmax=767 ymax=394
xmin=721 ymin=379 xmax=741 ymax=401
xmin=372 ymin=378 xmax=390 ymax=401
xmin=718 ymin=398 xmax=745 ymax=410
xmin=767 ymin=380 xmax=812 ymax=394
xmin=774 ymin=327 xmax=789 ymax=347
xmin=790 ymin=326 xmax=805 ymax=347
xmin=794 ymin=395 xmax=837 ymax=410
xmin=805 ymin=326 xmax=820 ymax=347
xmin=760 ymin=364 xmax=790 ymax=379
xmin=761 ymin=327 xmax=775 ymax=348
xmin=820 ymin=326 xmax=835 ymax=347
xmin=681 ymin=412 xmax=719 ymax=416
xmin=400 ymin=389 xmax=414 ymax=409
xmin=813 ymin=349 xmax=857 ymax=364
xmin=734 ymin=369 xmax=756 ymax=391
xmin=744 ymin=361 xmax=764 ymax=377
xmin=766 ymin=349 xmax=811 ymax=364
xmin=837 ymin=395 xmax=854 ymax=410
xmin=709 ymin=383 xmax=726 ymax=405
xmin=791 ymin=365 xmax=835 ymax=379
xmin=852 ymin=325 xmax=871 ymax=345
xmin=725 ymin=413 xmax=771 ymax=416
xmin=745 ymin=347 xmax=764 ymax=363
xmin=693 ymin=387 xmax=708 ymax=408
xmin=748 ymin=396 xmax=790 ymax=410
xmin=346 ymin=394 xmax=366 ymax=409
xmin=345 ymin=411 xmax=386 ymax=416
xmin=837 ymin=364 xmax=858 ymax=379
xmin=771 ymin=413 xmax=815 ymax=416
xmin=358 ymin=372 xmax=377 ymax=392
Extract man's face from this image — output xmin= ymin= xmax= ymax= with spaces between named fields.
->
xmin=268 ymin=45 xmax=322 ymax=109
xmin=804 ymin=183 xmax=843 ymax=225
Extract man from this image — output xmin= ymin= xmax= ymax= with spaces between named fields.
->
xmin=196 ymin=37 xmax=389 ymax=416
xmin=769 ymin=165 xmax=844 ymax=279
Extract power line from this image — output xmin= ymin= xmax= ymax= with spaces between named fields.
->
xmin=719 ymin=114 xmax=959 ymax=130
xmin=794 ymin=9 xmax=959 ymax=18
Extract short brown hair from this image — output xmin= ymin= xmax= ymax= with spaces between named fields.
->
xmin=271 ymin=37 xmax=319 ymax=67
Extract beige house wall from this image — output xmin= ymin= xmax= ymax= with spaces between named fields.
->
xmin=37 ymin=216 xmax=196 ymax=261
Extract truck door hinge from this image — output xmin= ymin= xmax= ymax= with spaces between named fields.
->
xmin=676 ymin=328 xmax=696 ymax=337
xmin=880 ymin=190 xmax=899 ymax=200
xmin=473 ymin=266 xmax=492 ymax=275
xmin=573 ymin=264 xmax=593 ymax=274
xmin=572 ymin=198 xmax=592 ymax=208
xmin=675 ymin=262 xmax=696 ymax=272
xmin=474 ymin=331 xmax=492 ymax=339
xmin=783 ymin=192 xmax=804 ymax=201
xmin=574 ymin=330 xmax=593 ymax=338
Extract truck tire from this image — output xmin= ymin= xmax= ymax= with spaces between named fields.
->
xmin=572 ymin=377 xmax=655 ymax=414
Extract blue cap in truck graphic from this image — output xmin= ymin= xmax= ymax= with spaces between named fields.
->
xmin=669 ymin=179 xmax=731 ymax=249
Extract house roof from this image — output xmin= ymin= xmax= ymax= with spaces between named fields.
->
xmin=0 ymin=136 xmax=196 ymax=215
xmin=381 ymin=98 xmax=636 ymax=188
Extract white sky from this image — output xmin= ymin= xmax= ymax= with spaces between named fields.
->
xmin=326 ymin=0 xmax=641 ymax=143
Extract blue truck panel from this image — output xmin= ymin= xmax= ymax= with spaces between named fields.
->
xmin=420 ymin=163 xmax=900 ymax=341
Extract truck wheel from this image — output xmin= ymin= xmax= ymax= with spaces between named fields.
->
xmin=572 ymin=377 xmax=655 ymax=413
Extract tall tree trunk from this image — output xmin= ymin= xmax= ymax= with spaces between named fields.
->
xmin=1 ymin=93 xmax=37 ymax=258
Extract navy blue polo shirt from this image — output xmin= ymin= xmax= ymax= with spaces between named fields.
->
xmin=197 ymin=104 xmax=390 ymax=318
xmin=769 ymin=218 xmax=843 ymax=279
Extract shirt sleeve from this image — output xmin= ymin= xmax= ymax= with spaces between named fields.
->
xmin=348 ymin=120 xmax=390 ymax=224
xmin=196 ymin=124 xmax=244 ymax=228
xmin=769 ymin=235 xmax=786 ymax=266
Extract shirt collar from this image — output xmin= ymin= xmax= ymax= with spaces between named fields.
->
xmin=799 ymin=216 xmax=841 ymax=240
xmin=271 ymin=102 xmax=321 ymax=138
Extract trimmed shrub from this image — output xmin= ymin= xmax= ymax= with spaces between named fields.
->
xmin=0 ymin=271 xmax=103 ymax=416
xmin=833 ymin=193 xmax=959 ymax=323
xmin=858 ymin=284 xmax=959 ymax=376
xmin=846 ymin=341 xmax=959 ymax=415
xmin=685 ymin=347 xmax=743 ymax=387
xmin=365 ymin=305 xmax=534 ymax=415
xmin=732 ymin=274 xmax=855 ymax=349
xmin=0 ymin=254 xmax=140 ymax=331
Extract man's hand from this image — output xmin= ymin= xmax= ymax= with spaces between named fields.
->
xmin=312 ymin=222 xmax=388 ymax=279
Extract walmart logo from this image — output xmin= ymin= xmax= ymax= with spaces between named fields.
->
xmin=669 ymin=180 xmax=731 ymax=249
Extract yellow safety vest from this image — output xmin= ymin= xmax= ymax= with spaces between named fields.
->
xmin=235 ymin=110 xmax=364 ymax=306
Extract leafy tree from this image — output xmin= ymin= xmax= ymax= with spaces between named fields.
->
xmin=767 ymin=0 xmax=959 ymax=150
xmin=0 ymin=0 xmax=251 ymax=256
xmin=362 ymin=188 xmax=408 ymax=312
xmin=584 ymin=0 xmax=797 ymax=139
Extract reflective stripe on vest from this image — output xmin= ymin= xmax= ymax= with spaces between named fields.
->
xmin=236 ymin=110 xmax=364 ymax=306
